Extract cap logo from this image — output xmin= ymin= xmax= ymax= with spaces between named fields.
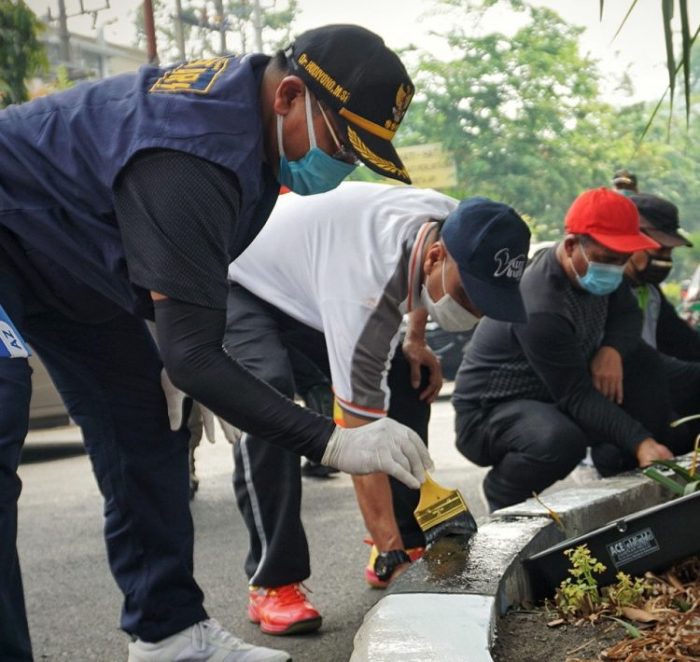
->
xmin=346 ymin=126 xmax=409 ymax=180
xmin=493 ymin=248 xmax=526 ymax=280
xmin=296 ymin=52 xmax=350 ymax=103
xmin=386 ymin=83 xmax=414 ymax=132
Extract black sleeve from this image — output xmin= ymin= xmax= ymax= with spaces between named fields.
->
xmin=114 ymin=149 xmax=334 ymax=458
xmin=656 ymin=290 xmax=700 ymax=361
xmin=513 ymin=311 xmax=650 ymax=454
xmin=600 ymin=284 xmax=643 ymax=358
xmin=114 ymin=149 xmax=240 ymax=310
xmin=154 ymin=298 xmax=335 ymax=460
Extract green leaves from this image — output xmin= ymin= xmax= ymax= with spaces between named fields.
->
xmin=555 ymin=546 xmax=650 ymax=621
xmin=400 ymin=2 xmax=615 ymax=237
xmin=603 ymin=0 xmax=699 ymax=132
xmin=0 ymin=0 xmax=47 ymax=107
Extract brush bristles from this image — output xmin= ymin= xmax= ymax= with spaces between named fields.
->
xmin=424 ymin=511 xmax=478 ymax=545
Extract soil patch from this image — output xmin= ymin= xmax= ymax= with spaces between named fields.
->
xmin=491 ymin=610 xmax=627 ymax=662
xmin=492 ymin=556 xmax=700 ymax=662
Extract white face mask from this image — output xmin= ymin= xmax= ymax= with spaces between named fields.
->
xmin=420 ymin=260 xmax=480 ymax=332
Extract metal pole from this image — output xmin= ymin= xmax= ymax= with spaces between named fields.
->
xmin=57 ymin=0 xmax=71 ymax=64
xmin=142 ymin=0 xmax=159 ymax=64
xmin=252 ymin=0 xmax=263 ymax=52
xmin=174 ymin=0 xmax=186 ymax=60
xmin=214 ymin=0 xmax=227 ymax=55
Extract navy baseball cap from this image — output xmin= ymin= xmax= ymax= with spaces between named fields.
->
xmin=442 ymin=197 xmax=531 ymax=323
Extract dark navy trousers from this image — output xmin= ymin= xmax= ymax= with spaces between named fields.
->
xmin=0 ymin=268 xmax=206 ymax=660
xmin=224 ymin=285 xmax=429 ymax=588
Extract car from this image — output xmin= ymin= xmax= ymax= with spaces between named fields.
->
xmin=424 ymin=322 xmax=474 ymax=381
xmin=28 ymin=354 xmax=70 ymax=429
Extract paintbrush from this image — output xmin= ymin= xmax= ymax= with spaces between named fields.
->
xmin=414 ymin=473 xmax=478 ymax=544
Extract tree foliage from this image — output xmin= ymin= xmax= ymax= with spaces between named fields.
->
xmin=397 ymin=3 xmax=629 ymax=238
xmin=603 ymin=0 xmax=699 ymax=127
xmin=0 ymin=0 xmax=47 ymax=107
xmin=135 ymin=0 xmax=299 ymax=64
xmin=372 ymin=0 xmax=700 ymax=273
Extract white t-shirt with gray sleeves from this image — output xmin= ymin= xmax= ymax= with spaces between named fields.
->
xmin=228 ymin=181 xmax=458 ymax=419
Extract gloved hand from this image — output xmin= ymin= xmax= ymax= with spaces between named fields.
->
xmin=200 ymin=406 xmax=243 ymax=444
xmin=321 ymin=418 xmax=433 ymax=489
xmin=161 ymin=368 xmax=189 ymax=431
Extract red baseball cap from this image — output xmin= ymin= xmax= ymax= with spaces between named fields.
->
xmin=565 ymin=188 xmax=660 ymax=253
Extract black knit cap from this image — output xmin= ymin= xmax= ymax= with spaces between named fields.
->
xmin=287 ymin=25 xmax=414 ymax=184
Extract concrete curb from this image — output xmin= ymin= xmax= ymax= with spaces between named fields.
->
xmin=350 ymin=465 xmax=678 ymax=661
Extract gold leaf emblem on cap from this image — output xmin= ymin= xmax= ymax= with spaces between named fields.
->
xmin=347 ymin=126 xmax=409 ymax=181
xmin=385 ymin=83 xmax=414 ymax=132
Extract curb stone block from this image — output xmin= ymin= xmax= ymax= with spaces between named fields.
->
xmin=350 ymin=593 xmax=495 ymax=662
xmin=494 ymin=472 xmax=667 ymax=537
xmin=352 ymin=460 xmax=687 ymax=661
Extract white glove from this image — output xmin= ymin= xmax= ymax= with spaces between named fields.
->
xmin=200 ymin=406 xmax=243 ymax=444
xmin=321 ymin=418 xmax=433 ymax=489
xmin=161 ymin=368 xmax=189 ymax=431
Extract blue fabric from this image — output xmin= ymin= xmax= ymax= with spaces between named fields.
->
xmin=0 ymin=55 xmax=270 ymax=316
xmin=0 ymin=271 xmax=33 ymax=661
xmin=0 ymin=268 xmax=207 ymax=650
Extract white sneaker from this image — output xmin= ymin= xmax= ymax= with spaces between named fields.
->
xmin=127 ymin=618 xmax=291 ymax=662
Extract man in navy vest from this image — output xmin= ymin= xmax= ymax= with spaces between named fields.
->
xmin=0 ymin=25 xmax=431 ymax=662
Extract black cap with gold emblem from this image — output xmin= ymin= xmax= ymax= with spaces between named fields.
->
xmin=286 ymin=24 xmax=414 ymax=184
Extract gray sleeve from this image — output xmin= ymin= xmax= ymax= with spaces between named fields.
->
xmin=323 ymin=263 xmax=406 ymax=417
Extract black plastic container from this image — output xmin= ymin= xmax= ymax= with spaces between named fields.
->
xmin=524 ymin=490 xmax=700 ymax=600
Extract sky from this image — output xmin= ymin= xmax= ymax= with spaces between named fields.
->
xmin=25 ymin=0 xmax=699 ymax=106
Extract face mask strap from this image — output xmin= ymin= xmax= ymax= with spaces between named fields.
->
xmin=276 ymin=114 xmax=286 ymax=159
xmin=304 ymin=90 xmax=318 ymax=150
xmin=276 ymin=88 xmax=317 ymax=161
xmin=440 ymin=257 xmax=448 ymax=298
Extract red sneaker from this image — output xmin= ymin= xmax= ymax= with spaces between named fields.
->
xmin=248 ymin=584 xmax=322 ymax=635
xmin=364 ymin=542 xmax=424 ymax=588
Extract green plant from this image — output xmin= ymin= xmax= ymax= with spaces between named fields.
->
xmin=554 ymin=546 xmax=651 ymax=619
xmin=606 ymin=571 xmax=649 ymax=614
xmin=644 ymin=415 xmax=700 ymax=495
xmin=555 ymin=545 xmax=607 ymax=617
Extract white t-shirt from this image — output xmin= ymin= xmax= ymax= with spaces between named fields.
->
xmin=229 ymin=181 xmax=457 ymax=418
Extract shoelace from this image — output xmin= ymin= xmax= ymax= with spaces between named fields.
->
xmin=266 ymin=583 xmax=310 ymax=607
xmin=191 ymin=619 xmax=248 ymax=652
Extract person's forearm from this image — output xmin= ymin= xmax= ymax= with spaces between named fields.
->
xmin=559 ymin=387 xmax=650 ymax=455
xmin=602 ymin=284 xmax=643 ymax=358
xmin=517 ymin=312 xmax=649 ymax=454
xmin=404 ymin=308 xmax=428 ymax=344
xmin=155 ymin=298 xmax=334 ymax=461
xmin=343 ymin=409 xmax=404 ymax=550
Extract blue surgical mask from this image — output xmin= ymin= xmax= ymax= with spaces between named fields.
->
xmin=276 ymin=91 xmax=356 ymax=196
xmin=572 ymin=246 xmax=625 ymax=296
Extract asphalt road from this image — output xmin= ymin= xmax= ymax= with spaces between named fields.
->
xmin=17 ymin=389 xmax=490 ymax=662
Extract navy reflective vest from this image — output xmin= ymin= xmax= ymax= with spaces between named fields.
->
xmin=0 ymin=54 xmax=274 ymax=316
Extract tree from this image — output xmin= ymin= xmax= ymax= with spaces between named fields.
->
xmin=396 ymin=3 xmax=628 ymax=238
xmin=135 ymin=0 xmax=299 ymax=64
xmin=602 ymin=0 xmax=699 ymax=125
xmin=0 ymin=0 xmax=47 ymax=107
xmin=610 ymin=41 xmax=700 ymax=283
